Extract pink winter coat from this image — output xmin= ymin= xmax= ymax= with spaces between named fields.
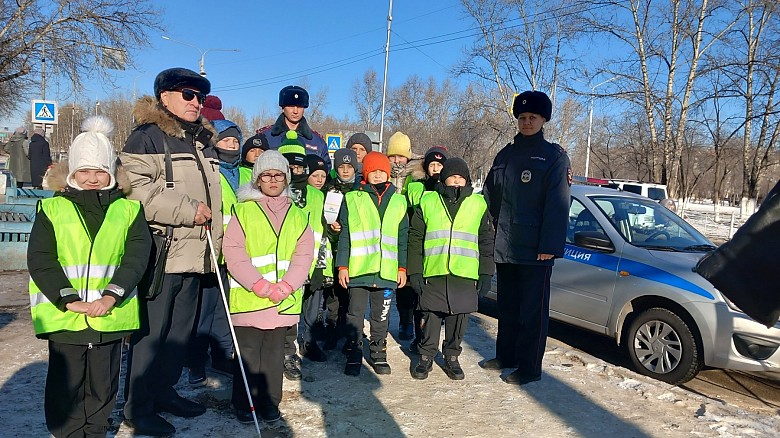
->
xmin=223 ymin=184 xmax=314 ymax=330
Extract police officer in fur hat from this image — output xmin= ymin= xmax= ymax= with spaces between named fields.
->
xmin=481 ymin=90 xmax=571 ymax=386
xmin=257 ymin=85 xmax=331 ymax=171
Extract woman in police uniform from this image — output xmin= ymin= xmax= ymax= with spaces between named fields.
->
xmin=482 ymin=90 xmax=571 ymax=385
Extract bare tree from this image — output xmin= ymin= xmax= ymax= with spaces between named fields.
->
xmin=0 ymin=0 xmax=161 ymax=115
xmin=350 ymin=68 xmax=382 ymax=131
xmin=222 ymin=107 xmax=249 ymax=137
xmin=458 ymin=0 xmax=585 ymax=128
xmin=584 ymin=0 xmax=740 ymax=196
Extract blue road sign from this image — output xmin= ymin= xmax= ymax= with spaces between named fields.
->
xmin=326 ymin=134 xmax=342 ymax=151
xmin=32 ymin=100 xmax=58 ymax=125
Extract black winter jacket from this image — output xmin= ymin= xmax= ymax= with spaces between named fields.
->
xmin=336 ymin=181 xmax=409 ymax=289
xmin=408 ymin=184 xmax=495 ymax=314
xmin=27 ymin=175 xmax=152 ymax=344
xmin=484 ymin=130 xmax=571 ymax=266
xmin=28 ymin=133 xmax=52 ymax=187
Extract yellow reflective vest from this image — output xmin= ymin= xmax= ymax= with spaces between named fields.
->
xmin=406 ymin=181 xmax=425 ymax=207
xmin=219 ymin=173 xmax=239 ymax=264
xmin=300 ymin=186 xmax=332 ymax=275
xmin=345 ymin=191 xmax=407 ymax=281
xmin=29 ymin=197 xmax=141 ymax=335
xmin=228 ymin=201 xmax=308 ymax=315
xmin=419 ymin=191 xmax=486 ymax=280
xmin=239 ymin=166 xmax=253 ymax=186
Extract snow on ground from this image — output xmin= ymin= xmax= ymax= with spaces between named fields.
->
xmin=1 ymin=270 xmax=778 ymax=438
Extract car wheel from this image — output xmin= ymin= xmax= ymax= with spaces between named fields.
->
xmin=626 ymin=307 xmax=702 ymax=385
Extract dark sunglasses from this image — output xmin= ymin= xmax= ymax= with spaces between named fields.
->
xmin=176 ymin=88 xmax=206 ymax=104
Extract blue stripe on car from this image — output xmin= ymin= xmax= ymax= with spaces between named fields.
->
xmin=563 ymin=244 xmax=715 ymax=300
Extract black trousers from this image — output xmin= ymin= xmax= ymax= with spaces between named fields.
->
xmin=417 ymin=311 xmax=468 ymax=358
xmin=124 ymin=273 xmax=201 ymax=419
xmin=323 ymin=283 xmax=349 ymax=329
xmin=45 ymin=340 xmax=122 ymax=438
xmin=495 ymin=263 xmax=552 ymax=378
xmin=346 ymin=287 xmax=394 ymax=343
xmin=232 ymin=326 xmax=285 ymax=412
xmin=188 ymin=269 xmax=233 ymax=368
xmin=284 ymin=286 xmax=323 ymax=355
xmin=395 ymin=286 xmax=417 ymax=324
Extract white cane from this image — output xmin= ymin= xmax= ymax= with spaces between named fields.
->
xmin=205 ymin=224 xmax=262 ymax=437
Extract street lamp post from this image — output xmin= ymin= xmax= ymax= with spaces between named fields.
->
xmin=161 ymin=36 xmax=239 ymax=77
xmin=584 ymin=76 xmax=617 ymax=178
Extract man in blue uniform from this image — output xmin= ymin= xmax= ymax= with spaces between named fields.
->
xmin=482 ymin=90 xmax=571 ymax=385
xmin=257 ymin=85 xmax=331 ymax=171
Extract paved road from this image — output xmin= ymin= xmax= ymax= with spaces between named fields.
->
xmin=478 ymin=298 xmax=780 ymax=415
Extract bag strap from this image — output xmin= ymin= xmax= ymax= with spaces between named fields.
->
xmin=161 ymin=137 xmax=174 ymax=238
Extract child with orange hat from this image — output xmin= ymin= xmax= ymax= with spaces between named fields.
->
xmin=336 ymin=151 xmax=408 ymax=376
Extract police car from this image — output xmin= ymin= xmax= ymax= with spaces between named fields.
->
xmin=487 ymin=184 xmax=780 ymax=384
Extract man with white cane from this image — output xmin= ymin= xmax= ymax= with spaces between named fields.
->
xmin=221 ymin=150 xmax=315 ymax=425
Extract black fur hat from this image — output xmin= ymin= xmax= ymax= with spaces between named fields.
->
xmin=512 ymin=90 xmax=552 ymax=121
xmin=154 ymin=68 xmax=211 ymax=100
xmin=279 ymin=85 xmax=309 ymax=108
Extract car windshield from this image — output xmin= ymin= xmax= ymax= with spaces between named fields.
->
xmin=590 ymin=195 xmax=714 ymax=251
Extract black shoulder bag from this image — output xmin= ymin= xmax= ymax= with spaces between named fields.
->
xmin=137 ymin=138 xmax=175 ymax=299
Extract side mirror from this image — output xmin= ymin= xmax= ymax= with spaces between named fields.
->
xmin=574 ymin=231 xmax=615 ymax=253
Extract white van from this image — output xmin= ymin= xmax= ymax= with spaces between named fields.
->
xmin=609 ymin=180 xmax=668 ymax=201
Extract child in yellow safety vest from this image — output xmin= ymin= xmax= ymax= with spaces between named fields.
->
xmin=407 ymin=158 xmax=495 ymax=380
xmin=336 ymin=151 xmax=409 ymax=376
xmin=27 ymin=116 xmax=152 ymax=437
xmin=222 ymin=150 xmax=314 ymax=424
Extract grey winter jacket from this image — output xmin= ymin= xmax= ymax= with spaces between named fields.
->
xmin=4 ymin=133 xmax=31 ymax=183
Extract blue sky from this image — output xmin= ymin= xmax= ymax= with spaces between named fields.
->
xmin=3 ymin=1 xmax=475 ymax=128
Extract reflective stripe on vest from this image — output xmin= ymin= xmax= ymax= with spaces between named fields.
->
xmin=228 ymin=201 xmax=308 ymax=315
xmin=29 ymin=197 xmax=141 ymax=335
xmin=219 ymin=173 xmax=239 ymax=264
xmin=419 ymin=192 xmax=486 ymax=280
xmin=406 ymin=181 xmax=425 ymax=207
xmin=345 ymin=191 xmax=407 ymax=281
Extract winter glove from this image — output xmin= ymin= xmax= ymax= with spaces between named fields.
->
xmin=268 ymin=281 xmax=294 ymax=303
xmin=477 ymin=274 xmax=492 ymax=298
xmin=310 ymin=268 xmax=325 ymax=292
xmin=252 ymin=279 xmax=272 ymax=298
xmin=409 ymin=274 xmax=424 ymax=294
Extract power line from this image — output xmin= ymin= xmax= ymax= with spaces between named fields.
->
xmin=213 ymin=1 xmax=602 ymax=92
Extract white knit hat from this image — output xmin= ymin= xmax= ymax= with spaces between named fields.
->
xmin=67 ymin=115 xmax=117 ymax=190
xmin=251 ymin=150 xmax=291 ymax=186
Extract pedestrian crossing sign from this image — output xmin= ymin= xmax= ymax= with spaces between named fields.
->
xmin=32 ymin=100 xmax=58 ymax=125
xmin=326 ymin=134 xmax=342 ymax=151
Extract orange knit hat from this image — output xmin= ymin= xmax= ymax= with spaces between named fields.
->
xmin=361 ymin=151 xmax=391 ymax=180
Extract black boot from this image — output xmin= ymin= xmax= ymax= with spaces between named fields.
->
xmin=444 ymin=355 xmax=465 ymax=380
xmin=283 ymin=354 xmax=302 ymax=380
xmin=411 ymin=355 xmax=433 ymax=380
xmin=344 ymin=341 xmax=362 ymax=376
xmin=369 ymin=339 xmax=391 ymax=375
xmin=303 ymin=341 xmax=327 ymax=362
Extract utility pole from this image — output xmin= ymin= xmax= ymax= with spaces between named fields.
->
xmin=584 ymin=76 xmax=617 ymax=177
xmin=378 ymin=0 xmax=394 ymax=149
